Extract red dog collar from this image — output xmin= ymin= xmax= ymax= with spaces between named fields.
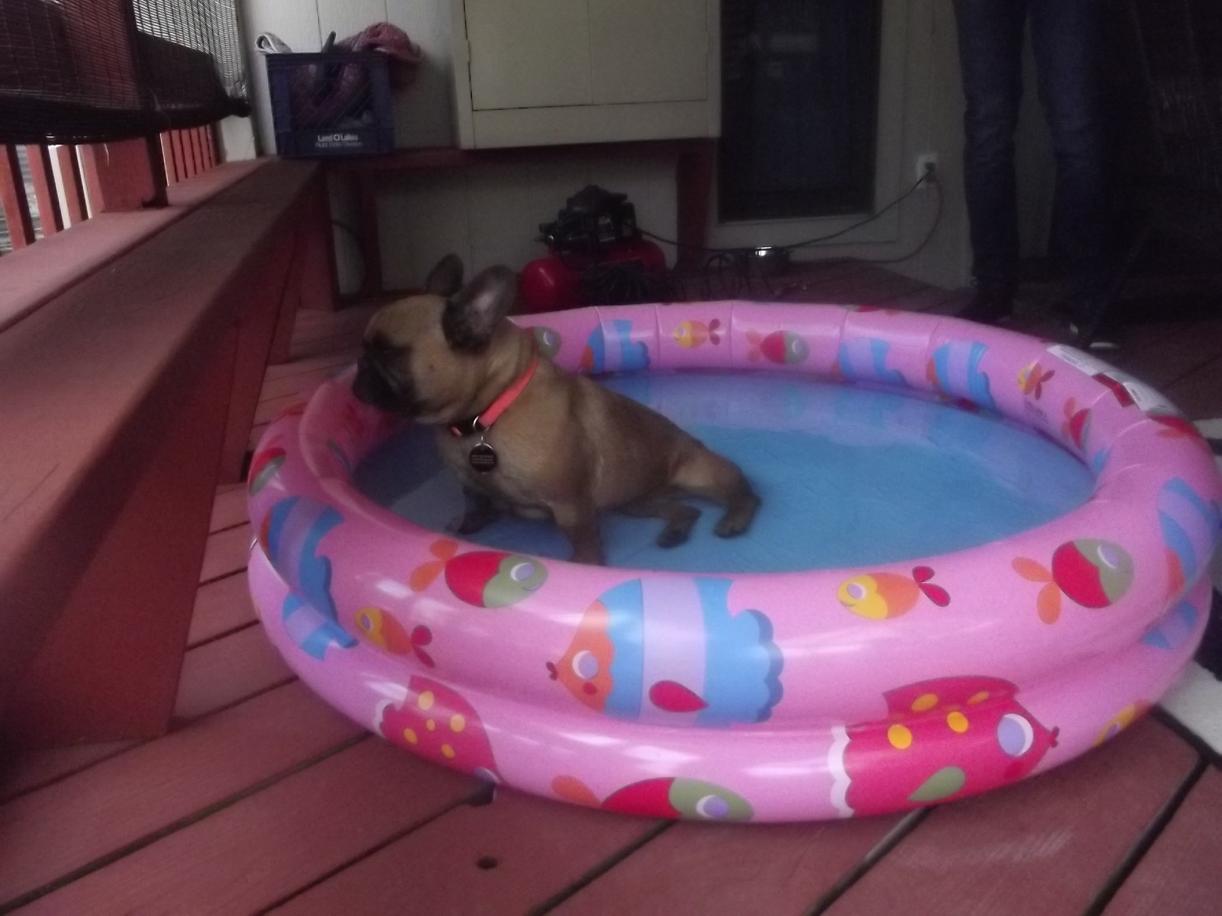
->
xmin=449 ymin=352 xmax=539 ymax=439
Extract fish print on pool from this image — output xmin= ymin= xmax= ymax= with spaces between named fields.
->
xmin=261 ymin=496 xmax=357 ymax=660
xmin=747 ymin=329 xmax=808 ymax=365
xmin=354 ymin=608 xmax=436 ymax=667
xmin=548 ymin=578 xmax=783 ymax=726
xmin=831 ymin=676 xmax=1059 ymax=817
xmin=673 ymin=318 xmax=722 ymax=349
xmin=410 ymin=539 xmax=548 ymax=608
xmin=379 ymin=677 xmax=501 ymax=782
xmin=836 ymin=338 xmax=906 ymax=386
xmin=581 ymin=320 xmax=650 ymax=372
xmin=552 ymin=774 xmax=754 ymax=822
xmin=838 ymin=566 xmax=951 ymax=620
xmin=1157 ymin=477 xmax=1221 ymax=597
xmin=248 ymin=441 xmax=286 ymax=495
xmin=1013 ymin=539 xmax=1135 ymax=624
xmin=927 ymin=341 xmax=997 ymax=411
xmin=532 ymin=326 xmax=562 ymax=358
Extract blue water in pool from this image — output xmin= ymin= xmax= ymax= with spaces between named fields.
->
xmin=353 ymin=371 xmax=1094 ymax=572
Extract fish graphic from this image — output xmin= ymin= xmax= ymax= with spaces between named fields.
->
xmin=1062 ymin=398 xmax=1091 ymax=450
xmin=547 ymin=578 xmax=783 ymax=725
xmin=927 ymin=341 xmax=996 ymax=411
xmin=838 ymin=566 xmax=951 ymax=620
xmin=262 ymin=496 xmax=357 ymax=659
xmin=532 ymin=326 xmax=562 ymax=358
xmin=581 ymin=320 xmax=650 ymax=372
xmin=836 ymin=338 xmax=906 ymax=385
xmin=1013 ymin=539 xmax=1135 ymax=624
xmin=1094 ymin=702 xmax=1151 ymax=746
xmin=410 ymin=538 xmax=547 ymax=608
xmin=354 ymin=608 xmax=436 ymax=667
xmin=552 ymin=774 xmax=754 ymax=822
xmin=832 ymin=676 xmax=1058 ymax=817
xmin=248 ymin=442 xmax=286 ymax=495
xmin=1157 ymin=477 xmax=1221 ymax=596
xmin=379 ymin=676 xmax=501 ymax=782
xmin=1141 ymin=600 xmax=1199 ymax=651
xmin=747 ymin=329 xmax=808 ymax=365
xmin=672 ymin=318 xmax=722 ymax=349
xmin=1017 ymin=361 xmax=1055 ymax=399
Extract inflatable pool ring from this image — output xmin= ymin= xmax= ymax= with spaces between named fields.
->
xmin=247 ymin=302 xmax=1221 ymax=822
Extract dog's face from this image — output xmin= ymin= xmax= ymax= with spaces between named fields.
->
xmin=352 ymin=255 xmax=518 ymax=423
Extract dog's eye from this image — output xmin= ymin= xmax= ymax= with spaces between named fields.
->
xmin=571 ymin=650 xmax=599 ymax=680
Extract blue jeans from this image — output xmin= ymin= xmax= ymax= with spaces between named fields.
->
xmin=954 ymin=0 xmax=1109 ymax=299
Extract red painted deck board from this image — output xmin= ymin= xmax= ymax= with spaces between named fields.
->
xmin=173 ymin=623 xmax=293 ymax=722
xmin=264 ymin=348 xmax=361 ymax=381
xmin=189 ymin=572 xmax=258 ymax=647
xmin=199 ymin=523 xmax=252 ymax=583
xmin=24 ymin=740 xmax=481 ymax=916
xmin=0 ymin=740 xmax=135 ymax=804
xmin=274 ymin=790 xmax=663 ymax=915
xmin=256 ymin=391 xmax=309 ymax=425
xmin=259 ymin=364 xmax=343 ymax=402
xmin=1105 ymin=767 xmax=1222 ymax=916
xmin=0 ymin=682 xmax=362 ymax=908
xmin=1165 ymin=354 xmax=1222 ymax=419
xmin=825 ymin=719 xmax=1200 ymax=916
xmin=557 ymin=814 xmax=908 ymax=915
xmin=209 ymin=485 xmax=249 ymax=533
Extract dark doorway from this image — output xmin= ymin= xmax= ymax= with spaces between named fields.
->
xmin=719 ymin=0 xmax=883 ymax=222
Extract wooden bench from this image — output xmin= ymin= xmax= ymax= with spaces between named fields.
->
xmin=0 ymin=159 xmax=335 ymax=747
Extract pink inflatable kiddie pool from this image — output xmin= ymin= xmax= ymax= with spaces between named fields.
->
xmin=247 ymin=302 xmax=1220 ymax=822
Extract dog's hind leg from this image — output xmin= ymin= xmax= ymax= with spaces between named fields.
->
xmin=672 ymin=447 xmax=760 ymax=538
xmin=620 ymin=494 xmax=702 ymax=548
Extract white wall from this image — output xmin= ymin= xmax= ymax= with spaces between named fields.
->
xmin=239 ymin=0 xmax=1055 ymax=295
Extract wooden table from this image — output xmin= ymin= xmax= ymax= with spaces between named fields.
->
xmin=328 ymin=139 xmax=717 ymax=298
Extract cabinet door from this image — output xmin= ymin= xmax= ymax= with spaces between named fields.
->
xmin=589 ymin=0 xmax=709 ymax=105
xmin=465 ymin=0 xmax=591 ymax=110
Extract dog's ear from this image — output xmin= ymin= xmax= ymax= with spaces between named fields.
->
xmin=443 ymin=266 xmax=517 ymax=351
xmin=425 ymin=253 xmax=464 ymax=297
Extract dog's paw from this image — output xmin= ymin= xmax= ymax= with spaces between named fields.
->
xmin=656 ymin=527 xmax=692 ymax=549
xmin=714 ymin=513 xmax=753 ymax=539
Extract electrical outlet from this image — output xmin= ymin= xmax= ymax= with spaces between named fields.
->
xmin=915 ymin=153 xmax=939 ymax=186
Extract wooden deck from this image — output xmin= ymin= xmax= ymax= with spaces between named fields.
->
xmin=3 ymin=260 xmax=1221 ymax=915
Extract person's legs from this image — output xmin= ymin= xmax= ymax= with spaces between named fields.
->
xmin=1030 ymin=0 xmax=1111 ymax=343
xmin=954 ymin=0 xmax=1029 ymax=321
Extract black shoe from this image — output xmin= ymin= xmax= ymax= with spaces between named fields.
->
xmin=1069 ymin=294 xmax=1118 ymax=350
xmin=958 ymin=285 xmax=1014 ymax=325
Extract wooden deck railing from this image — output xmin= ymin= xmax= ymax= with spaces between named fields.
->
xmin=0 ymin=125 xmax=220 ymax=253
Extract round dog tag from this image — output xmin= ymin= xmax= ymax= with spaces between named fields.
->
xmin=469 ymin=441 xmax=497 ymax=473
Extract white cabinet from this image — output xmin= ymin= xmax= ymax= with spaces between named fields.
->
xmin=452 ymin=0 xmax=720 ymax=148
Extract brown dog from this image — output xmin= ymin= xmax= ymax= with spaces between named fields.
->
xmin=352 ymin=255 xmax=759 ymax=564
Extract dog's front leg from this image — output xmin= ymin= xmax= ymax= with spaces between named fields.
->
xmin=454 ymin=486 xmax=500 ymax=535
xmin=553 ymin=501 xmax=604 ymax=565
